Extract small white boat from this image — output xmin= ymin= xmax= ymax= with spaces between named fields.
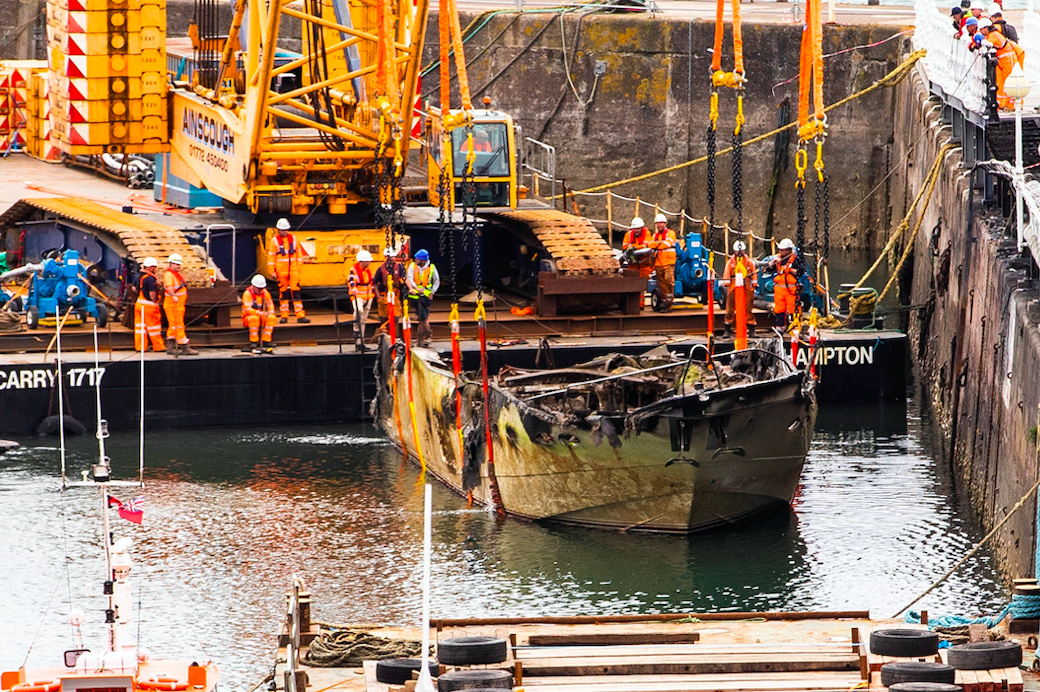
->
xmin=0 ymin=325 xmax=220 ymax=692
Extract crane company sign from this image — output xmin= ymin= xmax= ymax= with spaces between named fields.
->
xmin=0 ymin=367 xmax=105 ymax=390
xmin=169 ymin=92 xmax=247 ymax=201
xmin=182 ymin=108 xmax=236 ymax=156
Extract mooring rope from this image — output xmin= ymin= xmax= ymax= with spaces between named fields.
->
xmin=303 ymin=626 xmax=423 ymax=668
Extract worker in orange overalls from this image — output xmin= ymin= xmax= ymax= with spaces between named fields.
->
xmin=267 ymin=218 xmax=311 ymax=324
xmin=349 ymin=249 xmax=375 ymax=351
xmin=723 ymin=240 xmax=757 ymax=337
xmin=649 ymin=212 xmax=677 ymax=311
xmin=980 ymin=20 xmax=1026 ymax=110
xmin=162 ymin=253 xmax=198 ymax=356
xmin=135 ymin=256 xmax=165 ymax=353
xmin=243 ymin=274 xmax=276 ymax=354
xmin=765 ymin=239 xmax=805 ymax=330
xmin=623 ymin=217 xmax=654 ymax=280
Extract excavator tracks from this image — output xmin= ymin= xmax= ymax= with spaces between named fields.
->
xmin=0 ymin=198 xmax=211 ymax=287
xmin=482 ymin=208 xmax=619 ymax=275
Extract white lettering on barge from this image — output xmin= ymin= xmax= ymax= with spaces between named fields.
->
xmin=0 ymin=367 xmax=105 ymax=390
xmin=793 ymin=345 xmax=875 ymax=367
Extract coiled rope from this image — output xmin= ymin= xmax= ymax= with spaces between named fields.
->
xmin=303 ymin=624 xmax=423 ymax=668
xmin=903 ymin=593 xmax=1040 ymax=632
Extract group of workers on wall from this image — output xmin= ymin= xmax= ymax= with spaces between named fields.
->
xmin=951 ymin=0 xmax=1024 ymax=109
xmin=621 ymin=214 xmax=807 ymax=335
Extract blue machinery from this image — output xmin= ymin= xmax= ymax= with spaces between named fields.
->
xmin=0 ymin=250 xmax=109 ymax=329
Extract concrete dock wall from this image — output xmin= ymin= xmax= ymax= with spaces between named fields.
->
xmin=898 ymin=67 xmax=1040 ymax=580
xmin=424 ymin=12 xmax=908 ymax=250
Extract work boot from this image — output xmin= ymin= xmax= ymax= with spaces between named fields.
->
xmin=262 ymin=342 xmax=274 ymax=354
xmin=279 ymin=317 xmax=288 ymax=324
xmin=166 ymin=339 xmax=178 ymax=356
xmin=297 ymin=316 xmax=311 ymax=324
xmin=180 ymin=343 xmax=199 ymax=356
xmin=252 ymin=345 xmax=263 ymax=355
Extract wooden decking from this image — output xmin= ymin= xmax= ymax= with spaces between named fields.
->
xmin=273 ymin=608 xmax=1036 ymax=692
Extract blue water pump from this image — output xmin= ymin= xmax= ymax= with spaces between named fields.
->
xmin=23 ymin=250 xmax=108 ymax=329
xmin=648 ymin=233 xmax=711 ymax=309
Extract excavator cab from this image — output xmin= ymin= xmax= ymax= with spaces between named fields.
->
xmin=427 ymin=108 xmax=519 ymax=210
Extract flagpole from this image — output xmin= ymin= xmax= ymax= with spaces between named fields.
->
xmin=93 ymin=326 xmax=107 ymax=469
xmin=58 ymin=308 xmax=67 ymax=489
xmin=138 ymin=317 xmax=145 ymax=487
xmin=415 ymin=484 xmax=435 ymax=692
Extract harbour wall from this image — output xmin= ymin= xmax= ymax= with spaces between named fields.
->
xmin=420 ymin=12 xmax=909 ymax=250
xmin=896 ymin=66 xmax=1040 ymax=580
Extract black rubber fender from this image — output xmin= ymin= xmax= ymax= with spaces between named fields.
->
xmin=869 ymin=629 xmax=940 ymax=657
xmin=946 ymin=641 xmax=1023 ymax=670
xmin=373 ymin=658 xmax=439 ymax=685
xmin=436 ymin=669 xmax=512 ymax=692
xmin=880 ymin=662 xmax=956 ymax=687
xmin=436 ymin=637 xmax=508 ymax=666
xmin=888 ymin=683 xmax=962 ymax=692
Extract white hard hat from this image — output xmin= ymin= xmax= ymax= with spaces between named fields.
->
xmin=251 ymin=274 xmax=267 ymax=288
xmin=142 ymin=256 xmax=158 ymax=268
xmin=978 ymin=17 xmax=993 ymax=27
xmin=970 ymin=0 xmax=984 ymax=10
xmin=630 ymin=217 xmax=644 ymax=229
xmin=383 ymin=245 xmax=400 ymax=257
xmin=733 ymin=240 xmax=747 ymax=252
xmin=357 ymin=250 xmax=373 ymax=263
xmin=778 ymin=238 xmax=795 ymax=250
xmin=654 ymin=213 xmax=668 ymax=224
xmin=167 ymin=253 xmax=183 ymax=264
xmin=988 ymin=3 xmax=1002 ymax=14
xmin=276 ymin=218 xmax=291 ymax=231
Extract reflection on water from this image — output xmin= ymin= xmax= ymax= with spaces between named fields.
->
xmin=0 ymin=394 xmax=1005 ymax=690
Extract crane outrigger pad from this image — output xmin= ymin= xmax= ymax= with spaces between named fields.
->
xmin=0 ymin=198 xmax=210 ymax=287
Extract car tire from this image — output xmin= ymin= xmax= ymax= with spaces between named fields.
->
xmin=870 ymin=629 xmax=940 ymax=657
xmin=436 ymin=637 xmax=508 ymax=666
xmin=374 ymin=658 xmax=439 ymax=685
xmin=436 ymin=669 xmax=512 ymax=692
xmin=888 ymin=683 xmax=962 ymax=692
xmin=880 ymin=662 xmax=956 ymax=687
xmin=947 ymin=641 xmax=1023 ymax=670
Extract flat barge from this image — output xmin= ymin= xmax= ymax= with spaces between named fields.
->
xmin=0 ymin=327 xmax=906 ymax=436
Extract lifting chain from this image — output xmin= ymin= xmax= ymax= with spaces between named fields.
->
xmin=732 ymin=91 xmax=745 ymax=235
xmin=795 ymin=145 xmax=807 ymax=252
xmin=707 ymin=90 xmax=718 ymax=233
xmin=823 ymin=173 xmax=830 ymax=263
xmin=462 ymin=124 xmax=480 ymax=300
xmin=813 ymin=136 xmax=825 ymax=283
xmin=813 ymin=168 xmax=820 ymax=282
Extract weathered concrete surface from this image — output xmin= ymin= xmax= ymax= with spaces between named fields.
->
xmin=897 ymin=67 xmax=1040 ymax=581
xmin=423 ymin=12 xmax=908 ymax=250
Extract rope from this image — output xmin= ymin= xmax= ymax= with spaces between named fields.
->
xmin=303 ymin=627 xmax=422 ymax=667
xmin=557 ymin=50 xmax=925 ymax=198
xmin=904 ymin=593 xmax=1040 ymax=630
xmin=891 ymin=471 xmax=1040 ymax=618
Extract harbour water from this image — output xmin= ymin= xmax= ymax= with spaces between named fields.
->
xmin=0 ymin=390 xmax=1007 ymax=691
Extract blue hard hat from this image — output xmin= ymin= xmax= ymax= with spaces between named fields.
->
xmin=415 ymin=249 xmax=430 ymax=261
xmin=965 ymin=16 xmax=978 ymax=24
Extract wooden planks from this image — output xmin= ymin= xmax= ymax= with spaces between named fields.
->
xmin=517 ymin=652 xmax=861 ymax=677
xmin=527 ymin=633 xmax=701 ymax=647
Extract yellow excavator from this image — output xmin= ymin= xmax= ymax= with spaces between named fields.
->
xmin=164 ymin=0 xmax=521 ymax=289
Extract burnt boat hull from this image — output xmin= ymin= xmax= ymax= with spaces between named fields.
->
xmin=372 ymin=341 xmax=817 ymax=533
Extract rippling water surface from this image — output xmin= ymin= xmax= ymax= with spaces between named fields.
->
xmin=0 ymin=394 xmax=1006 ymax=690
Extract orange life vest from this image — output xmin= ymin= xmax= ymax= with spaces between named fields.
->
xmin=349 ymin=264 xmax=375 ymax=301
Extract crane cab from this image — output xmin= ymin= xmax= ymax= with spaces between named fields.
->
xmin=426 ymin=108 xmax=519 ymax=210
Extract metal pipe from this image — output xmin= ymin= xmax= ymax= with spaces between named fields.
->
xmin=431 ymin=611 xmax=872 ymax=628
xmin=523 ymin=360 xmax=686 ymax=402
xmin=0 ymin=263 xmax=42 ymax=282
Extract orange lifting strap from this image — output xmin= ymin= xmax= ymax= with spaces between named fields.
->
xmin=376 ymin=0 xmax=401 ymax=105
xmin=797 ymin=0 xmax=825 ymax=142
xmin=438 ymin=0 xmax=473 ymax=114
xmin=711 ymin=0 xmax=744 ymax=88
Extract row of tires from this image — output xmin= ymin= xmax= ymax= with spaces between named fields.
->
xmin=871 ymin=629 xmax=1023 ymax=691
xmin=375 ymin=636 xmax=511 ymax=690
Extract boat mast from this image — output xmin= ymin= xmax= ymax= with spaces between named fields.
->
xmin=138 ymin=323 xmax=145 ymax=486
xmin=58 ymin=310 xmax=67 ymax=488
xmin=93 ymin=326 xmax=109 ymax=472
xmin=99 ymin=474 xmax=117 ymax=652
